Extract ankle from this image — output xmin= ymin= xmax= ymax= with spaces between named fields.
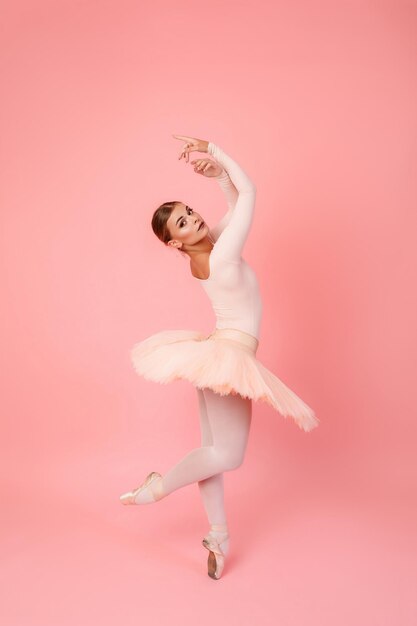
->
xmin=210 ymin=523 xmax=228 ymax=534
xmin=152 ymin=477 xmax=165 ymax=502
xmin=208 ymin=524 xmax=230 ymax=557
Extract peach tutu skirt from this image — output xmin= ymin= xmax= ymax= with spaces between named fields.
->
xmin=130 ymin=327 xmax=319 ymax=433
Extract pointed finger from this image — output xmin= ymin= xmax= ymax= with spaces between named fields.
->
xmin=172 ymin=134 xmax=193 ymax=142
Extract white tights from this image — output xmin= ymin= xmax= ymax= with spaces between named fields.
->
xmin=159 ymin=388 xmax=252 ymax=525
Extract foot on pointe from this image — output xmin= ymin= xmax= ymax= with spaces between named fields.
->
xmin=206 ymin=523 xmax=230 ymax=556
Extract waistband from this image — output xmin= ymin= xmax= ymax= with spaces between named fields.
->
xmin=205 ymin=327 xmax=259 ymax=354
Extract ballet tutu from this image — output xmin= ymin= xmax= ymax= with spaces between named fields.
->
xmin=130 ymin=327 xmax=319 ymax=433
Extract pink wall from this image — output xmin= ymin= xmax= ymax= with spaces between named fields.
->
xmin=1 ymin=1 xmax=416 ymax=624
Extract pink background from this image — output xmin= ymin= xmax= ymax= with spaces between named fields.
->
xmin=1 ymin=0 xmax=416 ymax=624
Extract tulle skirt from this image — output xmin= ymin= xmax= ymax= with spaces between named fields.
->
xmin=130 ymin=327 xmax=319 ymax=433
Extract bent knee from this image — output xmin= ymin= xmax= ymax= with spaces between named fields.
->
xmin=219 ymin=453 xmax=245 ymax=472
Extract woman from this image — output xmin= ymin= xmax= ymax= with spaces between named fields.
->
xmin=120 ymin=134 xmax=319 ymax=580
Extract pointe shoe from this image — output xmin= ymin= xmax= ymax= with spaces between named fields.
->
xmin=202 ymin=525 xmax=230 ymax=580
xmin=119 ymin=471 xmax=163 ymax=505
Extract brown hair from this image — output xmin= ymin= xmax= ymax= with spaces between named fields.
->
xmin=151 ymin=201 xmax=181 ymax=245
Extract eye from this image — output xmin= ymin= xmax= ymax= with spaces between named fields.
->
xmin=180 ymin=207 xmax=193 ymax=227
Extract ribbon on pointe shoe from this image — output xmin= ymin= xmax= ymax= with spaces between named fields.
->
xmin=120 ymin=471 xmax=163 ymax=504
xmin=132 ymin=471 xmax=161 ymax=494
xmin=202 ymin=534 xmax=226 ymax=556
xmin=148 ymin=473 xmax=164 ymax=501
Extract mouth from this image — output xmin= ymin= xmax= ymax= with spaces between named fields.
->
xmin=198 ymin=221 xmax=205 ymax=231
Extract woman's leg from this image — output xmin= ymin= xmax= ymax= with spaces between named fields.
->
xmin=161 ymin=388 xmax=252 ymax=494
xmin=196 ymin=388 xmax=227 ymax=527
xmin=134 ymin=388 xmax=252 ymax=503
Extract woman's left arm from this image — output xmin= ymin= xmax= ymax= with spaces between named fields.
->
xmin=207 ymin=142 xmax=256 ymax=262
xmin=173 ymin=135 xmax=256 ymax=257
xmin=209 ymin=169 xmax=239 ymax=241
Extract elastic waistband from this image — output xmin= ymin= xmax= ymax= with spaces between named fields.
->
xmin=206 ymin=327 xmax=259 ymax=354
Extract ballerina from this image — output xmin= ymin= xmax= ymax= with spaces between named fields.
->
xmin=120 ymin=134 xmax=319 ymax=580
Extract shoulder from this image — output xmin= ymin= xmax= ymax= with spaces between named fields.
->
xmin=190 ymin=253 xmax=211 ymax=280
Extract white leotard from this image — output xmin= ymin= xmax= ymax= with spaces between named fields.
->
xmin=194 ymin=142 xmax=263 ymax=341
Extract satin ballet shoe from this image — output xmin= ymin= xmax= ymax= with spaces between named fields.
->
xmin=119 ymin=471 xmax=163 ymax=505
xmin=202 ymin=525 xmax=230 ymax=580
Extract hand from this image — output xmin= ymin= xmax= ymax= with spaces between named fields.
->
xmin=191 ymin=158 xmax=223 ymax=178
xmin=172 ymin=134 xmax=209 ymax=163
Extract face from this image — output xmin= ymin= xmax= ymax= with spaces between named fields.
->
xmin=166 ymin=203 xmax=209 ymax=249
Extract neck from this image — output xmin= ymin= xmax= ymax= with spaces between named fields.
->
xmin=182 ymin=234 xmax=214 ymax=259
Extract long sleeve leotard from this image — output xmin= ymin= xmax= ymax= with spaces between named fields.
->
xmin=194 ymin=142 xmax=263 ymax=341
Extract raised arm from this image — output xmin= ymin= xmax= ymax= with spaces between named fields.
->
xmin=208 ymin=142 xmax=257 ymax=262
xmin=209 ymin=168 xmax=239 ymax=241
